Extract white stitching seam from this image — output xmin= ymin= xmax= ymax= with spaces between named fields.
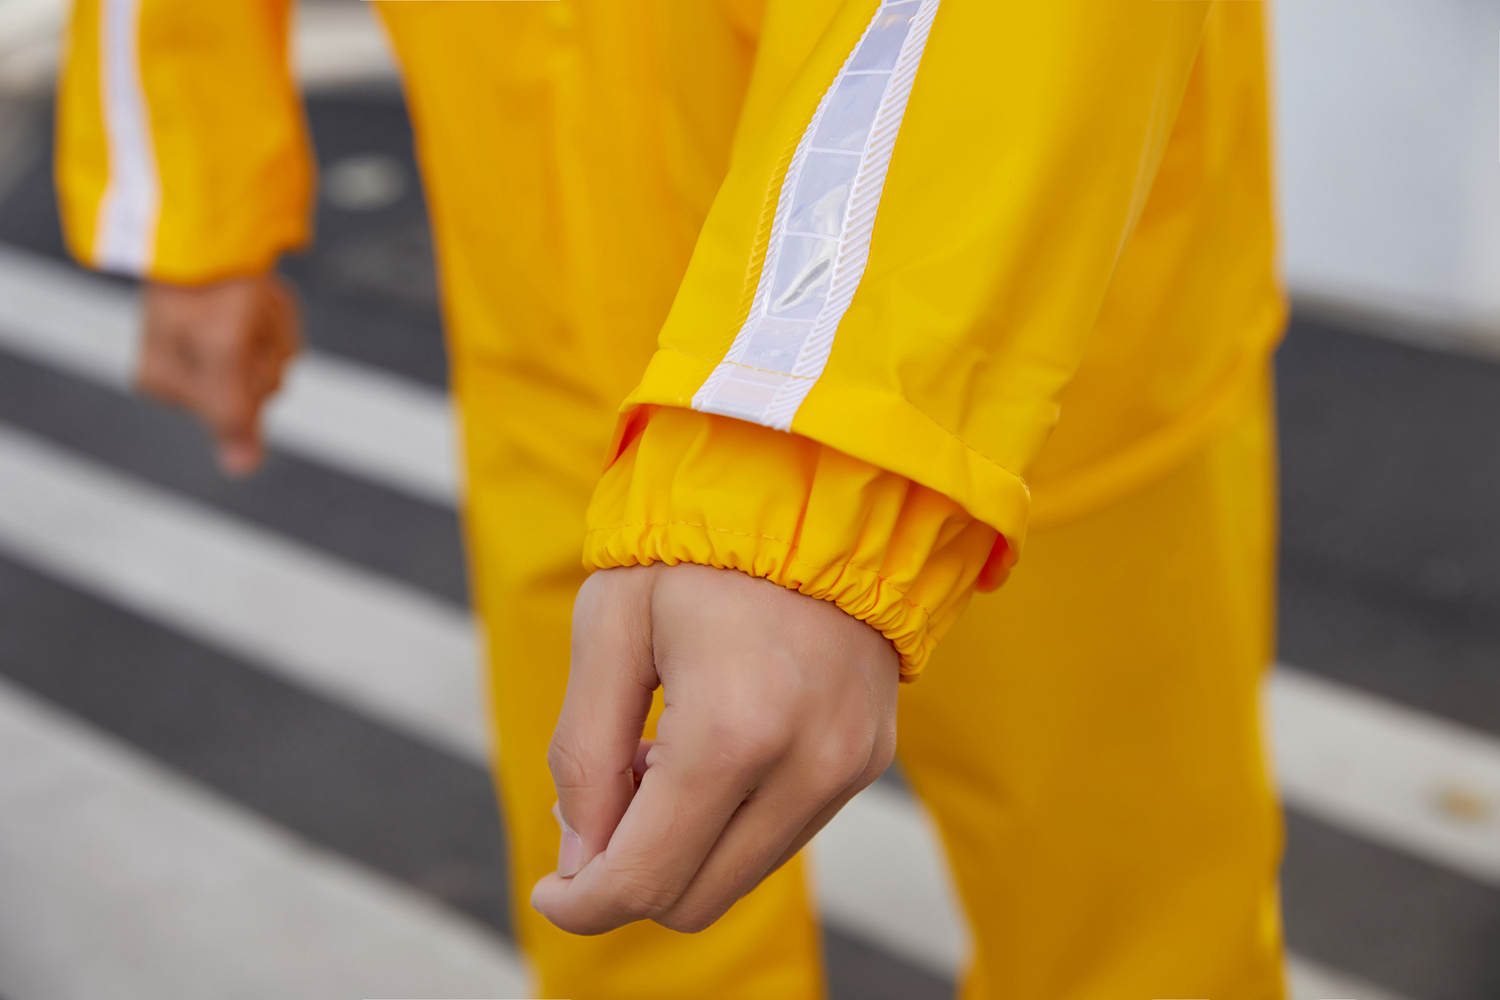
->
xmin=692 ymin=0 xmax=941 ymax=431
xmin=94 ymin=0 xmax=159 ymax=275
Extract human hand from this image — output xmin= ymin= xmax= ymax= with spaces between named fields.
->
xmin=137 ymin=273 xmax=300 ymax=476
xmin=532 ymin=562 xmax=899 ymax=935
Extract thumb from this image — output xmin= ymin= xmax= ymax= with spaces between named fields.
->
xmin=550 ymin=567 xmax=660 ymax=877
xmin=205 ymin=359 xmax=264 ymax=477
xmin=206 ymin=278 xmax=291 ymax=477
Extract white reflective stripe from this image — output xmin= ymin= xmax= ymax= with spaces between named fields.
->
xmin=94 ymin=0 xmax=159 ymax=275
xmin=693 ymin=0 xmax=940 ymax=431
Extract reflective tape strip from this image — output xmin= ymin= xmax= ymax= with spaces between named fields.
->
xmin=93 ymin=0 xmax=159 ymax=275
xmin=693 ymin=0 xmax=940 ymax=431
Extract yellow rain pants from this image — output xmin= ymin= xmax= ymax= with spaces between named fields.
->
xmin=58 ymin=1 xmax=1286 ymax=996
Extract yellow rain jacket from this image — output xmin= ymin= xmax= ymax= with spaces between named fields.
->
xmin=58 ymin=2 xmax=1286 ymax=997
xmin=59 ymin=0 xmax=1280 ymax=676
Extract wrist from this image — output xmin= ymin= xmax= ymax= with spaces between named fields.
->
xmin=583 ymin=406 xmax=999 ymax=678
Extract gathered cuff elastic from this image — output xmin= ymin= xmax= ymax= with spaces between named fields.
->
xmin=583 ymin=406 xmax=1002 ymax=678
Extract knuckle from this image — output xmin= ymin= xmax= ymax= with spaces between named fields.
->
xmin=864 ymin=747 xmax=895 ymax=788
xmin=708 ymin=712 xmax=791 ymax=772
xmin=704 ymin=683 xmax=800 ymax=763
xmin=819 ymin=731 xmax=876 ymax=787
xmin=872 ymin=730 xmax=898 ymax=774
xmin=604 ymin=866 xmax=680 ymax=922
xmin=657 ymin=901 xmax=721 ymax=935
xmin=863 ymin=725 xmax=897 ymax=780
xmin=546 ymin=734 xmax=591 ymax=789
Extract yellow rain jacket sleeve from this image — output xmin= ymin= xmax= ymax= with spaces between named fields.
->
xmin=56 ymin=0 xmax=311 ymax=283
xmin=585 ymin=1 xmax=1278 ymax=677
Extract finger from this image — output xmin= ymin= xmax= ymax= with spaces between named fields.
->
xmin=204 ymin=360 xmax=264 ymax=477
xmin=136 ymin=304 xmax=201 ymax=410
xmin=201 ymin=286 xmax=276 ymax=476
xmin=548 ymin=568 xmax=660 ymax=876
xmin=536 ymin=612 xmax=804 ymax=936
xmin=632 ymin=738 xmax=654 ymax=783
xmin=136 ymin=339 xmax=198 ymax=409
xmin=256 ymin=276 xmax=302 ymax=395
xmin=758 ymin=726 xmax=896 ymax=888
xmin=223 ymin=277 xmax=303 ymax=473
xmin=216 ymin=435 xmax=263 ymax=478
xmin=660 ymin=720 xmax=894 ymax=932
xmin=531 ymin=734 xmax=767 ymax=935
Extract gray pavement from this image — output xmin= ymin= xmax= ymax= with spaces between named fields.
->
xmin=0 ymin=79 xmax=1497 ymax=1000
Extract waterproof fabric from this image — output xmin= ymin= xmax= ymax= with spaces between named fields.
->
xmin=59 ymin=0 xmax=1281 ymax=676
xmin=58 ymin=0 xmax=310 ymax=282
xmin=57 ymin=0 xmax=1288 ymax=996
xmin=904 ymin=370 xmax=1284 ymax=1000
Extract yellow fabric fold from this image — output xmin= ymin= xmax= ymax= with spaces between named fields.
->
xmin=619 ymin=0 xmax=1279 ymax=548
xmin=583 ymin=406 xmax=998 ymax=678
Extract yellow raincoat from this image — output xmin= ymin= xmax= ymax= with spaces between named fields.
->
xmin=58 ymin=1 xmax=1287 ymax=997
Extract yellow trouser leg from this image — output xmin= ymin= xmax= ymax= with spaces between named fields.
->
xmin=388 ymin=2 xmax=820 ymax=990
xmin=898 ymin=373 xmax=1287 ymax=1000
xmin=454 ymin=354 xmax=824 ymax=1000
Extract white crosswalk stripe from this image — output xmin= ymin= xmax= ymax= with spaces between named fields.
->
xmin=1286 ymin=953 xmax=1412 ymax=1000
xmin=293 ymin=1 xmax=400 ymax=91
xmin=1273 ymin=667 xmax=1500 ymax=889
xmin=0 ymin=421 xmax=487 ymax=763
xmin=0 ymin=0 xmax=400 ymax=95
xmin=816 ymin=779 xmax=1418 ymax=1000
xmin=0 ymin=404 xmax=1468 ymax=999
xmin=815 ymin=782 xmax=969 ymax=978
xmin=0 ymin=241 xmax=1467 ymax=999
xmin=0 ymin=676 xmax=528 ymax=1000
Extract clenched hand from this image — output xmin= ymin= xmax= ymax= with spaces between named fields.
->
xmin=532 ymin=562 xmax=899 ymax=935
xmin=138 ymin=274 xmax=300 ymax=476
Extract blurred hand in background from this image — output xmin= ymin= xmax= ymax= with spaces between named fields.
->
xmin=137 ymin=274 xmax=300 ymax=476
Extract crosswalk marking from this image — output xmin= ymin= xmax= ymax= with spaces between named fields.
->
xmin=0 ymin=662 xmax=1407 ymax=1000
xmin=267 ymin=352 xmax=459 ymax=507
xmin=3 ymin=242 xmax=1496 ymax=894
xmin=814 ymin=781 xmax=970 ymax=978
xmin=0 ymin=0 xmax=401 ymax=95
xmin=0 ymin=244 xmax=459 ymax=506
xmin=0 ymin=421 xmax=486 ymax=763
xmin=293 ymin=1 xmax=400 ymax=91
xmin=1272 ymin=666 xmax=1500 ymax=888
xmin=0 ymin=242 xmax=1462 ymax=998
xmin=0 ymin=243 xmax=140 ymax=386
xmin=1285 ymin=953 xmax=1411 ymax=1000
xmin=0 ymin=675 xmax=529 ymax=1000
xmin=829 ymin=667 xmax=1500 ymax=984
xmin=0 ymin=403 xmax=1479 ymax=998
xmin=817 ymin=781 xmax=1416 ymax=1000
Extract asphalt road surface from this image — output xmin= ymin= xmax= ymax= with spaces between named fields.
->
xmin=0 ymin=81 xmax=1497 ymax=1000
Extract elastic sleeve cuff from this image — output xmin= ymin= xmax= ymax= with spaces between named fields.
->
xmin=582 ymin=406 xmax=1004 ymax=678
